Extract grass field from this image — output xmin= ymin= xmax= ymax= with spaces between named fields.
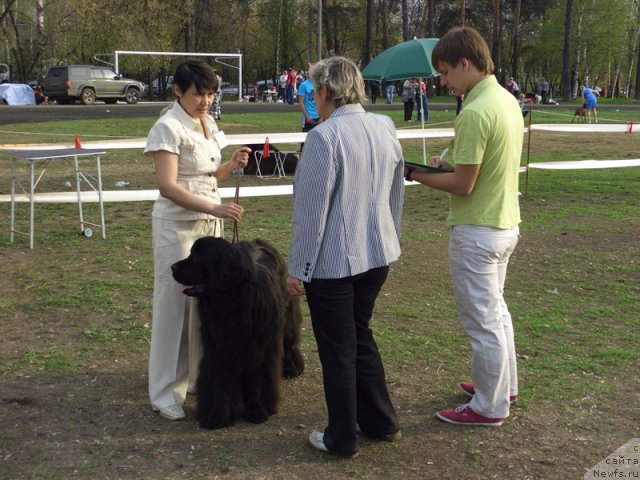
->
xmin=0 ymin=105 xmax=638 ymax=479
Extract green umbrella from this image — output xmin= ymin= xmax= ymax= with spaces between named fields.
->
xmin=362 ymin=38 xmax=440 ymax=164
xmin=361 ymin=38 xmax=439 ymax=81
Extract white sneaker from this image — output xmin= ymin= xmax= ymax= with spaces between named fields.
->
xmin=308 ymin=431 xmax=329 ymax=452
xmin=159 ymin=404 xmax=186 ymax=421
xmin=308 ymin=430 xmax=359 ymax=457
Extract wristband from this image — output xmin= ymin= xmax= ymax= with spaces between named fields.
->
xmin=405 ymin=167 xmax=415 ymax=181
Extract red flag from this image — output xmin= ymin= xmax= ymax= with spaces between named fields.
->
xmin=74 ymin=133 xmax=82 ymax=149
xmin=262 ymin=137 xmax=269 ymax=159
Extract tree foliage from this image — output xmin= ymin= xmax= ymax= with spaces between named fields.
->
xmin=1 ymin=0 xmax=638 ymax=98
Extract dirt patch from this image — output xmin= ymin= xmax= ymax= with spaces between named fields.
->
xmin=0 ymin=165 xmax=639 ymax=479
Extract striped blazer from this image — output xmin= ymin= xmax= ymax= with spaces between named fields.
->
xmin=288 ymin=103 xmax=405 ymax=282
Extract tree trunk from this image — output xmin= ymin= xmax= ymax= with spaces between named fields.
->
xmin=307 ymin=2 xmax=314 ymax=64
xmin=323 ymin=0 xmax=334 ymax=55
xmin=317 ymin=0 xmax=322 ymax=61
xmin=428 ymin=0 xmax=435 ymax=36
xmin=625 ymin=20 xmax=639 ymax=99
xmin=460 ymin=0 xmax=465 ymax=27
xmin=427 ymin=0 xmax=435 ymax=92
xmin=364 ymin=0 xmax=373 ymax=62
xmin=492 ymin=0 xmax=501 ymax=78
xmin=8 ymin=6 xmax=27 ymax=80
xmin=636 ymin=39 xmax=640 ymax=98
xmin=0 ymin=0 xmax=17 ymax=24
xmin=633 ymin=3 xmax=640 ymax=99
xmin=562 ymin=0 xmax=573 ymax=101
xmin=382 ymin=0 xmax=389 ymax=49
xmin=572 ymin=5 xmax=584 ymax=100
xmin=35 ymin=0 xmax=45 ymax=82
xmin=225 ymin=0 xmax=241 ymax=53
xmin=184 ymin=0 xmax=195 ymax=52
xmin=276 ymin=0 xmax=283 ymax=78
xmin=332 ymin=0 xmax=340 ymax=54
xmin=511 ymin=0 xmax=521 ymax=84
xmin=402 ymin=0 xmax=409 ymax=41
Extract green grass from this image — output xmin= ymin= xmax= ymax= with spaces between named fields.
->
xmin=0 ymin=104 xmax=638 ymax=480
xmin=81 ymin=322 xmax=151 ymax=344
xmin=0 ymin=346 xmax=78 ymax=373
xmin=3 ymin=102 xmax=639 ymax=146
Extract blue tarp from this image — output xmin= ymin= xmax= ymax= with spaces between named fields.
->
xmin=0 ymin=83 xmax=36 ymax=105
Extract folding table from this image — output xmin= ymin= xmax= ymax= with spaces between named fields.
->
xmin=3 ymin=148 xmax=107 ymax=248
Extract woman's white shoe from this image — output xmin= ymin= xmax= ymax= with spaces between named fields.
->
xmin=159 ymin=404 xmax=186 ymax=421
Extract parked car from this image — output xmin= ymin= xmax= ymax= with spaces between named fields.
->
xmin=152 ymin=75 xmax=174 ymax=97
xmin=221 ymin=85 xmax=239 ymax=97
xmin=0 ymin=63 xmax=11 ymax=83
xmin=43 ymin=65 xmax=144 ymax=105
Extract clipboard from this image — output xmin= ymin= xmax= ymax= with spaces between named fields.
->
xmin=404 ymin=160 xmax=448 ymax=173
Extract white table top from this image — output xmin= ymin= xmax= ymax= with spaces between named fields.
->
xmin=2 ymin=148 xmax=107 ymax=160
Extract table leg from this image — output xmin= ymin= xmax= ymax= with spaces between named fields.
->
xmin=10 ymin=158 xmax=16 ymax=243
xmin=29 ymin=162 xmax=35 ymax=249
xmin=96 ymin=155 xmax=106 ymax=239
xmin=74 ymin=155 xmax=85 ymax=234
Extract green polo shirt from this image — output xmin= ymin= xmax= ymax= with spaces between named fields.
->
xmin=448 ymin=75 xmax=523 ymax=229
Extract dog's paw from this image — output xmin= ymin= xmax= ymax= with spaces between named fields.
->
xmin=283 ymin=354 xmax=305 ymax=379
xmin=283 ymin=363 xmax=304 ymax=379
xmin=199 ymin=409 xmax=235 ymax=430
xmin=243 ymin=406 xmax=270 ymax=424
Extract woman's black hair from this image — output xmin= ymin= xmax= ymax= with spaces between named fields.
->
xmin=173 ymin=60 xmax=218 ymax=94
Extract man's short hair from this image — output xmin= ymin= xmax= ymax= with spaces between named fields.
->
xmin=432 ymin=27 xmax=494 ymax=74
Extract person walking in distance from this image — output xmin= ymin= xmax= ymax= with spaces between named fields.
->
xmin=286 ymin=67 xmax=297 ymax=104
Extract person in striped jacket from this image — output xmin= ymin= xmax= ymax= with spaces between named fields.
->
xmin=287 ymin=56 xmax=405 ymax=458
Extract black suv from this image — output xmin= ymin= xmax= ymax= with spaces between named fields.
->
xmin=43 ymin=65 xmax=144 ymax=105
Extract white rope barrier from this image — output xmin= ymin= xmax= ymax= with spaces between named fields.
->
xmin=0 ymin=185 xmax=294 ymax=204
xmin=0 ymin=124 xmax=637 ymax=204
xmin=528 ymin=159 xmax=640 ymax=170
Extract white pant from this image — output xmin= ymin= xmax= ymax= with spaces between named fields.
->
xmin=148 ymin=217 xmax=222 ymax=410
xmin=449 ymin=224 xmax=520 ymax=418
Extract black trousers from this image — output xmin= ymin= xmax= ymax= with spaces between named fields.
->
xmin=304 ymin=266 xmax=399 ymax=455
xmin=300 ymin=118 xmax=319 ymax=153
xmin=403 ymin=100 xmax=414 ymax=121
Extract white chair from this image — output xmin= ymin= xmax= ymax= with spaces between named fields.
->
xmin=254 ymin=150 xmax=282 ymax=178
xmin=275 ymin=151 xmax=298 ymax=178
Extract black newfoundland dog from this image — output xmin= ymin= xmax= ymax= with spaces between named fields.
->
xmin=171 ymin=236 xmax=305 ymax=429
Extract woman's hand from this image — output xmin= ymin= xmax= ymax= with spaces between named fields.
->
xmin=231 ymin=146 xmax=251 ymax=169
xmin=212 ymin=202 xmax=244 ymax=221
xmin=286 ymin=275 xmax=305 ymax=296
xmin=214 ymin=146 xmax=252 ymax=181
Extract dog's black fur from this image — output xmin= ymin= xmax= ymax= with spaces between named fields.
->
xmin=171 ymin=236 xmax=304 ymax=429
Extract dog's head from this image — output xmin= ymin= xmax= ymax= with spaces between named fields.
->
xmin=171 ymin=237 xmax=250 ymax=297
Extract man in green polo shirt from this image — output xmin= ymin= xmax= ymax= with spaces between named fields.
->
xmin=404 ymin=26 xmax=523 ymax=426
